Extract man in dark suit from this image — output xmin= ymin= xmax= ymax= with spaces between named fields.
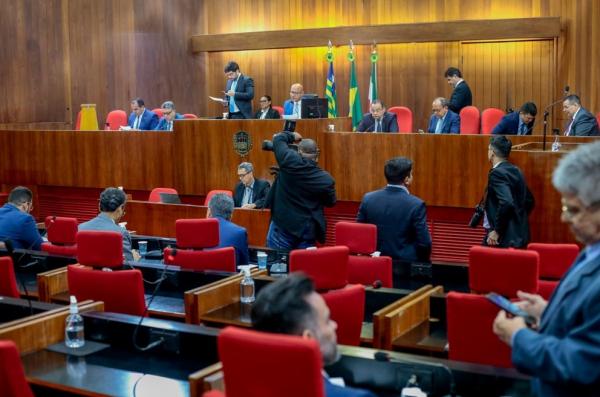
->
xmin=562 ymin=95 xmax=599 ymax=136
xmin=207 ymin=193 xmax=249 ymax=266
xmin=444 ymin=67 xmax=472 ymax=113
xmin=127 ymin=98 xmax=159 ymax=130
xmin=482 ymin=136 xmax=534 ymax=248
xmin=265 ymin=131 xmax=336 ymax=250
xmin=356 ymin=100 xmax=399 ymax=133
xmin=154 ymin=101 xmax=184 ymax=131
xmin=494 ymin=141 xmax=600 ymax=397
xmin=357 ymin=157 xmax=431 ymax=263
xmin=252 ymin=273 xmax=377 ymax=397
xmin=233 ymin=162 xmax=270 ymax=209
xmin=427 ymin=97 xmax=460 ymax=134
xmin=0 ymin=186 xmax=43 ymax=250
xmin=254 ymin=95 xmax=281 ymax=119
xmin=492 ymin=102 xmax=537 ymax=135
xmin=224 ymin=61 xmax=254 ymax=119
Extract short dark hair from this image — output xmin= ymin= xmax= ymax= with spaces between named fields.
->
xmin=252 ymin=273 xmax=317 ymax=335
xmin=371 ymin=99 xmax=385 ymax=108
xmin=520 ymin=102 xmax=537 ymax=117
xmin=224 ymin=61 xmax=240 ymax=73
xmin=262 ymin=95 xmax=272 ymax=102
xmin=564 ymin=94 xmax=581 ymax=106
xmin=131 ymin=98 xmax=145 ymax=107
xmin=8 ymin=186 xmax=33 ymax=205
xmin=444 ymin=67 xmax=462 ymax=78
xmin=99 ymin=188 xmax=126 ymax=212
xmin=489 ymin=136 xmax=512 ymax=159
xmin=384 ymin=157 xmax=413 ymax=184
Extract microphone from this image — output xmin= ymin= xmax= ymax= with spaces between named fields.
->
xmin=3 ymin=238 xmax=34 ymax=314
xmin=563 ymin=85 xmax=570 ymax=96
xmin=542 ymin=85 xmax=571 ymax=151
xmin=372 ymin=280 xmax=383 ymax=289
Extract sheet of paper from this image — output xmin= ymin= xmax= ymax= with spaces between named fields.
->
xmin=209 ymin=96 xmax=227 ymax=103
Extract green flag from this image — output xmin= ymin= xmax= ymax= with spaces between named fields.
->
xmin=348 ymin=46 xmax=362 ymax=131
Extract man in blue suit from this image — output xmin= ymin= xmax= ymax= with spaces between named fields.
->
xmin=492 ymin=102 xmax=537 ymax=135
xmin=357 ymin=157 xmax=431 ymax=264
xmin=357 ymin=100 xmax=399 ymax=133
xmin=252 ymin=273 xmax=377 ymax=397
xmin=154 ymin=101 xmax=184 ymax=131
xmin=427 ymin=97 xmax=460 ymax=134
xmin=127 ymin=98 xmax=159 ymax=130
xmin=224 ymin=61 xmax=254 ymax=119
xmin=0 ymin=186 xmax=43 ymax=250
xmin=444 ymin=67 xmax=472 ymax=113
xmin=207 ymin=193 xmax=248 ymax=266
xmin=283 ymin=83 xmax=304 ymax=119
xmin=493 ymin=141 xmax=600 ymax=397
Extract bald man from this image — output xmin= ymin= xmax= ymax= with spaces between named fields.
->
xmin=283 ymin=83 xmax=304 ymax=119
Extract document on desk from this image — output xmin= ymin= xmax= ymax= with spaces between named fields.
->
xmin=209 ymin=96 xmax=227 ymax=104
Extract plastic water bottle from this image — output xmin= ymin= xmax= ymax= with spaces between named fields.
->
xmin=240 ymin=266 xmax=255 ymax=303
xmin=551 ymin=134 xmax=562 ymax=152
xmin=65 ymin=295 xmax=85 ymax=348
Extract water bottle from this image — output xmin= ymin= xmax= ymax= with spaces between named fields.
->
xmin=239 ymin=266 xmax=255 ymax=303
xmin=551 ymin=134 xmax=562 ymax=152
xmin=65 ymin=295 xmax=85 ymax=348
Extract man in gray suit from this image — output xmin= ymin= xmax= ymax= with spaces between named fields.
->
xmin=562 ymin=95 xmax=599 ymax=136
xmin=79 ymin=187 xmax=138 ymax=262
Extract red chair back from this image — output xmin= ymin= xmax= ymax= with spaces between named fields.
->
xmin=152 ymin=108 xmax=164 ymax=119
xmin=446 ymin=292 xmax=512 ymax=368
xmin=76 ymin=231 xmax=124 ymax=269
xmin=0 ymin=340 xmax=34 ymax=397
xmin=67 ymin=265 xmax=146 ymax=316
xmin=481 ymin=108 xmax=505 ymax=135
xmin=217 ymin=326 xmax=325 ymax=397
xmin=163 ymin=247 xmax=236 ymax=272
xmin=45 ymin=216 xmax=78 ymax=245
xmin=335 ymin=221 xmax=376 ymax=254
xmin=468 ymin=245 xmax=538 ymax=298
xmin=183 ymin=113 xmax=198 ymax=119
xmin=289 ymin=246 xmax=349 ymax=290
xmin=175 ymin=218 xmax=219 ymax=249
xmin=272 ymin=105 xmax=284 ymax=116
xmin=538 ymin=280 xmax=559 ymax=300
xmin=148 ymin=187 xmax=178 ymax=203
xmin=105 ymin=110 xmax=128 ymax=130
xmin=322 ymin=284 xmax=365 ymax=346
xmin=388 ymin=106 xmax=412 ymax=133
xmin=596 ymin=112 xmax=600 ymax=129
xmin=75 ymin=110 xmax=82 ymax=130
xmin=347 ymin=255 xmax=393 ymax=288
xmin=527 ymin=243 xmax=579 ymax=279
xmin=0 ymin=257 xmax=20 ymax=298
xmin=459 ymin=106 xmax=480 ymax=134
xmin=204 ymin=190 xmax=233 ymax=206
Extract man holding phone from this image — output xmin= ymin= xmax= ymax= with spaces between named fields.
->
xmin=493 ymin=141 xmax=600 ymax=397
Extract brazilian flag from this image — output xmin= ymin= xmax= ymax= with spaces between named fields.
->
xmin=348 ymin=49 xmax=362 ymax=130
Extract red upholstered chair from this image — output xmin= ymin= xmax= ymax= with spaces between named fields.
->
xmin=468 ymin=245 xmax=539 ymax=298
xmin=335 ymin=222 xmax=392 ymax=288
xmin=204 ymin=326 xmax=325 ymax=397
xmin=76 ymin=231 xmax=124 ymax=269
xmin=105 ymin=110 xmax=128 ymax=130
xmin=183 ymin=113 xmax=198 ymax=119
xmin=446 ymin=291 xmax=512 ymax=368
xmin=481 ymin=108 xmax=506 ymax=135
xmin=322 ymin=284 xmax=365 ymax=346
xmin=289 ymin=246 xmax=349 ymax=291
xmin=596 ymin=112 xmax=600 ymax=129
xmin=388 ymin=106 xmax=412 ymax=133
xmin=148 ymin=187 xmax=178 ymax=203
xmin=0 ymin=340 xmax=35 ymax=397
xmin=175 ymin=218 xmax=219 ymax=249
xmin=459 ymin=106 xmax=480 ymax=134
xmin=152 ymin=108 xmax=164 ymax=119
xmin=272 ymin=105 xmax=284 ymax=116
xmin=41 ymin=216 xmax=78 ymax=257
xmin=163 ymin=247 xmax=236 ymax=272
xmin=0 ymin=257 xmax=20 ymax=298
xmin=67 ymin=265 xmax=146 ymax=316
xmin=75 ymin=110 xmax=82 ymax=130
xmin=527 ymin=243 xmax=579 ymax=299
xmin=204 ymin=190 xmax=233 ymax=206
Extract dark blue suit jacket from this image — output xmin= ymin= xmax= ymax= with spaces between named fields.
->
xmin=568 ymin=107 xmax=600 ymax=136
xmin=0 ymin=203 xmax=43 ymax=250
xmin=225 ymin=75 xmax=254 ymax=119
xmin=324 ymin=377 xmax=377 ymax=397
xmin=127 ymin=109 xmax=159 ymax=130
xmin=512 ymin=248 xmax=600 ymax=396
xmin=427 ymin=110 xmax=460 ymax=134
xmin=215 ymin=216 xmax=248 ymax=266
xmin=492 ymin=111 xmax=533 ymax=135
xmin=283 ymin=99 xmax=300 ymax=116
xmin=357 ymin=186 xmax=431 ymax=262
xmin=357 ymin=112 xmax=399 ymax=133
xmin=448 ymin=81 xmax=472 ymax=113
xmin=154 ymin=114 xmax=184 ymax=131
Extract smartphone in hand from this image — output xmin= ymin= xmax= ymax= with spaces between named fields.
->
xmin=487 ymin=292 xmax=536 ymax=327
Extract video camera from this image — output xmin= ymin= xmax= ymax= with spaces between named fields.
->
xmin=262 ymin=120 xmax=298 ymax=151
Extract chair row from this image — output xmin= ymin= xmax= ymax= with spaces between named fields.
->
xmin=75 ymin=109 xmax=200 ymax=131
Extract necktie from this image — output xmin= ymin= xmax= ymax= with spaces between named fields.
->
xmin=519 ymin=123 xmax=526 ymax=135
xmin=134 ymin=115 xmax=141 ymax=129
xmin=435 ymin=117 xmax=443 ymax=134
xmin=565 ymin=118 xmax=574 ymax=136
xmin=294 ymin=102 xmax=299 ymax=117
xmin=375 ymin=120 xmax=381 ymax=132
xmin=229 ymin=79 xmax=238 ymax=113
xmin=168 ymin=121 xmax=172 ymax=131
xmin=242 ymin=186 xmax=253 ymax=205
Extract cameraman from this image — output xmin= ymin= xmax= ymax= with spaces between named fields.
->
xmin=266 ymin=131 xmax=336 ymax=250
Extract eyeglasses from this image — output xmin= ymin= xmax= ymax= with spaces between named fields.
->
xmin=238 ymin=173 xmax=249 ymax=178
xmin=259 ymin=100 xmax=269 ymax=103
xmin=290 ymin=91 xmax=302 ymax=95
xmin=561 ymin=201 xmax=600 ymax=219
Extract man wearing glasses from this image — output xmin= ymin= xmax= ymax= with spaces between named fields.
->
xmin=494 ymin=140 xmax=600 ymax=397
xmin=283 ymin=83 xmax=304 ymax=120
xmin=427 ymin=97 xmax=460 ymax=134
xmin=233 ymin=162 xmax=270 ymax=209
xmin=0 ymin=186 xmax=43 ymax=250
xmin=155 ymin=101 xmax=183 ymax=131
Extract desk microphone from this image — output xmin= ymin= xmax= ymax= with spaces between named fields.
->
xmin=372 ymin=280 xmax=383 ymax=289
xmin=542 ymin=85 xmax=572 ymax=151
xmin=3 ymin=239 xmax=34 ymax=315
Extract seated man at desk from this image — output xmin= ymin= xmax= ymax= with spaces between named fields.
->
xmin=357 ymin=100 xmax=399 ymax=133
xmin=126 ymin=97 xmax=159 ymax=130
xmin=427 ymin=97 xmax=460 ymax=134
xmin=207 ymin=193 xmax=249 ymax=266
xmin=79 ymin=187 xmax=138 ymax=262
xmin=252 ymin=273 xmax=376 ymax=397
xmin=233 ymin=162 xmax=270 ymax=209
xmin=155 ymin=100 xmax=184 ymax=131
xmin=492 ymin=102 xmax=537 ymax=135
xmin=0 ymin=186 xmax=43 ymax=250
